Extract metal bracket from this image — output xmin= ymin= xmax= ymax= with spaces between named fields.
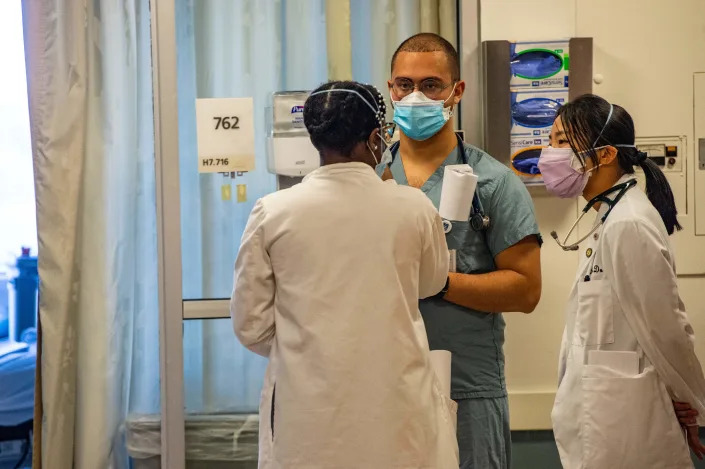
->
xmin=183 ymin=299 xmax=230 ymax=320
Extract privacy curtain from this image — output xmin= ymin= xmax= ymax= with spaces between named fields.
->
xmin=23 ymin=0 xmax=159 ymax=468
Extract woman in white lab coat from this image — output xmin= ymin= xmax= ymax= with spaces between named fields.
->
xmin=231 ymin=81 xmax=458 ymax=469
xmin=538 ymin=94 xmax=705 ymax=468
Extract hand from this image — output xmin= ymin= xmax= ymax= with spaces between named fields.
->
xmin=685 ymin=425 xmax=705 ymax=460
xmin=674 ymin=401 xmax=699 ymax=427
xmin=673 ymin=401 xmax=705 ymax=460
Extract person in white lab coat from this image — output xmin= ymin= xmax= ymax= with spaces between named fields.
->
xmin=230 ymin=81 xmax=459 ymax=469
xmin=539 ymin=94 xmax=705 ymax=468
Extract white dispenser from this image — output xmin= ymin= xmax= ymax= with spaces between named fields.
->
xmin=266 ymin=91 xmax=320 ymax=177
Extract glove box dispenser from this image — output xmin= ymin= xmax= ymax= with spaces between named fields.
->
xmin=482 ymin=38 xmax=593 ymax=185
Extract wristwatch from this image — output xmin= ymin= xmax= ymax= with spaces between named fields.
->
xmin=434 ymin=276 xmax=450 ymax=299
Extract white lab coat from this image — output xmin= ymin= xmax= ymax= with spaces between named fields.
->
xmin=552 ymin=175 xmax=705 ymax=469
xmin=231 ymin=162 xmax=459 ymax=469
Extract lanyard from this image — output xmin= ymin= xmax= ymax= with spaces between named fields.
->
xmin=550 ymin=178 xmax=638 ymax=251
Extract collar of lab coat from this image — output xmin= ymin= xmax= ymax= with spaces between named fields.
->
xmin=595 ymin=173 xmax=636 ymax=218
xmin=303 ymin=162 xmax=379 ymax=182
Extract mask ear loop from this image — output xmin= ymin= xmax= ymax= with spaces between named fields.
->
xmin=443 ymin=82 xmax=458 ymax=105
xmin=586 ymin=143 xmax=638 ymax=169
xmin=366 ymin=141 xmax=380 ymax=166
xmin=443 ymin=82 xmax=459 ymax=119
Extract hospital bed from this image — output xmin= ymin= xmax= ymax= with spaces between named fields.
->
xmin=0 ymin=345 xmax=35 ymax=469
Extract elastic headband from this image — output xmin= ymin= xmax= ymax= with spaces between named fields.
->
xmin=591 ymin=103 xmax=638 ymax=152
xmin=308 ymin=87 xmax=385 ymax=126
xmin=592 ymin=103 xmax=614 ymax=147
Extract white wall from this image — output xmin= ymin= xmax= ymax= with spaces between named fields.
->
xmin=479 ymin=0 xmax=705 ymax=429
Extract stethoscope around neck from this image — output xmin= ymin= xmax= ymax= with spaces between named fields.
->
xmin=551 ymin=178 xmax=638 ymax=251
xmin=386 ymin=134 xmax=490 ymax=233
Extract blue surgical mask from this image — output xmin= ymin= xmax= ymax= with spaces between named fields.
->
xmin=392 ymin=86 xmax=456 ymax=141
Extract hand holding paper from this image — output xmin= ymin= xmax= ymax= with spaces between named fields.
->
xmin=438 ymin=164 xmax=479 ymax=221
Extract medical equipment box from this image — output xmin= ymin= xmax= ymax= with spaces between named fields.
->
xmin=509 ymin=88 xmax=568 ymax=185
xmin=510 ymin=139 xmax=544 ymax=185
xmin=510 ymin=40 xmax=570 ymax=89
xmin=266 ymin=91 xmax=320 ymax=177
xmin=510 ymin=89 xmax=568 ymax=137
xmin=482 ymin=37 xmax=593 ymax=185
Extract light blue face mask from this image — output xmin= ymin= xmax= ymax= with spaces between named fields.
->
xmin=392 ymin=85 xmax=456 ymax=141
xmin=379 ymin=146 xmax=393 ymax=166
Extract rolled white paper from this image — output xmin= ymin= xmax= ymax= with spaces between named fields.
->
xmin=430 ymin=350 xmax=452 ymax=399
xmin=438 ymin=164 xmax=479 ymax=221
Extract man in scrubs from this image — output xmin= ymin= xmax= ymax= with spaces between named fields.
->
xmin=379 ymin=33 xmax=542 ymax=469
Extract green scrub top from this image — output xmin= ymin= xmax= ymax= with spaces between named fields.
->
xmin=377 ymin=141 xmax=541 ymax=399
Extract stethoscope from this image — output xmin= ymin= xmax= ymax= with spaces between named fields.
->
xmin=386 ymin=134 xmax=490 ymax=234
xmin=551 ymin=178 xmax=638 ymax=252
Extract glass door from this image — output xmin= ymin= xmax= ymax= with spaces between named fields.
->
xmin=170 ymin=2 xmax=329 ymax=467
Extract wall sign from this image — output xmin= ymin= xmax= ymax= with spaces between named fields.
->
xmin=196 ymin=98 xmax=255 ymax=173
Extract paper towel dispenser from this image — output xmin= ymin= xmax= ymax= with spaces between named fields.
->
xmin=266 ymin=91 xmax=320 ymax=177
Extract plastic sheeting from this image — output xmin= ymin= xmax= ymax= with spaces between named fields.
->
xmin=124 ymin=414 xmax=259 ymax=462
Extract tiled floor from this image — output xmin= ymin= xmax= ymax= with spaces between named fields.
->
xmin=511 ymin=430 xmax=705 ymax=469
xmin=5 ymin=432 xmax=705 ymax=468
xmin=511 ymin=431 xmax=562 ymax=469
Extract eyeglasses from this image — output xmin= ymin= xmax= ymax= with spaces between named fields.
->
xmin=391 ymin=78 xmax=454 ymax=100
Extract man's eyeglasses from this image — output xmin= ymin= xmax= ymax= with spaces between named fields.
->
xmin=391 ymin=78 xmax=454 ymax=100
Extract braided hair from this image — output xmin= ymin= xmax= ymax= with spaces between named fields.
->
xmin=304 ymin=81 xmax=386 ymax=157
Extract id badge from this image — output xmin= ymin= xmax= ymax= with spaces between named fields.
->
xmin=448 ymin=249 xmax=457 ymax=273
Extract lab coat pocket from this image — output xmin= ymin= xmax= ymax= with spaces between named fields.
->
xmin=581 ymin=366 xmax=691 ymax=469
xmin=573 ymin=280 xmax=614 ymax=346
xmin=258 ymin=368 xmax=276 ymax=466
